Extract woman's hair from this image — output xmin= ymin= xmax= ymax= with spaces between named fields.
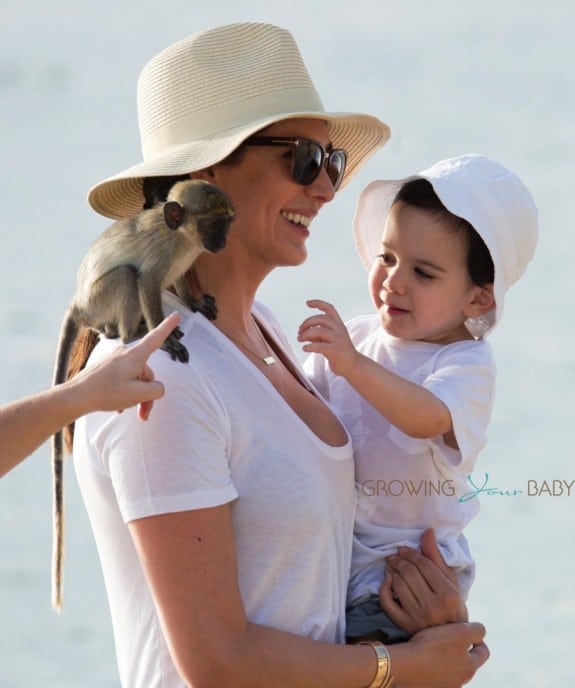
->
xmin=394 ymin=178 xmax=494 ymax=286
xmin=142 ymin=147 xmax=246 ymax=209
xmin=63 ymin=327 xmax=100 ymax=452
xmin=142 ymin=174 xmax=191 ymax=209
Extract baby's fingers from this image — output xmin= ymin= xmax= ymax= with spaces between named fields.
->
xmin=305 ymin=299 xmax=345 ymax=322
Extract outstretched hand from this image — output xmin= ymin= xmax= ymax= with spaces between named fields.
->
xmin=74 ymin=311 xmax=182 ymax=420
xmin=379 ymin=529 xmax=468 ymax=635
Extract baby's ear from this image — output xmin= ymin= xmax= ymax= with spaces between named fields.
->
xmin=465 ymin=284 xmax=495 ymax=318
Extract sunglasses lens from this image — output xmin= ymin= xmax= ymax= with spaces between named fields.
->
xmin=326 ymin=150 xmax=346 ymax=190
xmin=293 ymin=141 xmax=323 ymax=186
xmin=292 ymin=141 xmax=346 ymax=190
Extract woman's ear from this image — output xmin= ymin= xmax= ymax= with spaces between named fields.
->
xmin=464 ymin=284 xmax=495 ymax=318
xmin=189 ymin=167 xmax=216 ymax=182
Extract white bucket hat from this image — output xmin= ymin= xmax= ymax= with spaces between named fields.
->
xmin=88 ymin=22 xmax=391 ymax=220
xmin=353 ymin=154 xmax=538 ymax=336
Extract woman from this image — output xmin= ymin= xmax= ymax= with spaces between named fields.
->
xmin=72 ymin=23 xmax=488 ymax=687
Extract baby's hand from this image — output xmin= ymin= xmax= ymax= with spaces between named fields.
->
xmin=297 ymin=299 xmax=359 ymax=377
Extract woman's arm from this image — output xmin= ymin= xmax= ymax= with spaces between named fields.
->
xmin=0 ymin=312 xmax=180 ymax=477
xmin=129 ymin=505 xmax=488 ymax=688
xmin=298 ymin=300 xmax=452 ymax=439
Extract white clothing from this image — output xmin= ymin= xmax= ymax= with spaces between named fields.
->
xmin=74 ymin=292 xmax=355 ymax=688
xmin=304 ymin=314 xmax=495 ymax=604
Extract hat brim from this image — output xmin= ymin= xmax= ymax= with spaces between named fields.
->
xmin=89 ymin=111 xmax=390 ymax=219
xmin=353 ymin=177 xmax=409 ymax=271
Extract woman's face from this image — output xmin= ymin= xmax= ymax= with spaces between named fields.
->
xmin=198 ymin=118 xmax=337 ymax=272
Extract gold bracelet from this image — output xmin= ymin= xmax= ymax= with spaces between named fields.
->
xmin=359 ymin=641 xmax=393 ymax=688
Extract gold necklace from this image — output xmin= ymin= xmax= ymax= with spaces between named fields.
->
xmin=186 ymin=267 xmax=277 ymax=366
xmin=218 ymin=316 xmax=277 ymax=366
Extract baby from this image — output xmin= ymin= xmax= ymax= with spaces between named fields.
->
xmin=299 ymin=154 xmax=538 ymax=642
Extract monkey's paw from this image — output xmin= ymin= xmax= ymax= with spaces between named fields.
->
xmin=196 ymin=294 xmax=218 ymax=321
xmin=162 ymin=335 xmax=189 ymax=363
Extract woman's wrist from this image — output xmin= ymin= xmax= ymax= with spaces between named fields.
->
xmin=359 ymin=641 xmax=394 ymax=688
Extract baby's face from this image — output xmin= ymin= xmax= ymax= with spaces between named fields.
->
xmin=367 ymin=202 xmax=486 ymax=344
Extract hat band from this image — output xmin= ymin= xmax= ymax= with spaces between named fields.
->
xmin=141 ymin=87 xmax=325 ymax=160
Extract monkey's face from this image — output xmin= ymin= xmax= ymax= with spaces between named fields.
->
xmin=170 ymin=180 xmax=234 ymax=253
xmin=197 ymin=213 xmax=233 ymax=252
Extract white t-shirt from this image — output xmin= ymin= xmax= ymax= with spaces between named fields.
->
xmin=304 ymin=314 xmax=495 ymax=603
xmin=73 ymin=292 xmax=356 ymax=688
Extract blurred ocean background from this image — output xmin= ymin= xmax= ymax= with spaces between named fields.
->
xmin=0 ymin=1 xmax=573 ymax=685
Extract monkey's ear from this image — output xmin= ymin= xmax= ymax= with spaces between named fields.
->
xmin=164 ymin=201 xmax=185 ymax=230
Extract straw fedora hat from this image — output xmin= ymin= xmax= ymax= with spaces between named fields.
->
xmin=88 ymin=22 xmax=391 ymax=219
xmin=353 ymin=154 xmax=538 ymax=336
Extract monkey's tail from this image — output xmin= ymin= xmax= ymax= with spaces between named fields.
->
xmin=51 ymin=439 xmax=65 ymax=613
xmin=51 ymin=309 xmax=79 ymax=613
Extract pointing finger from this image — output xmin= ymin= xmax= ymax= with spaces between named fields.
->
xmin=132 ymin=312 xmax=181 ymax=359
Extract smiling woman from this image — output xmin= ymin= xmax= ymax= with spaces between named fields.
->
xmin=65 ymin=22 xmax=488 ymax=688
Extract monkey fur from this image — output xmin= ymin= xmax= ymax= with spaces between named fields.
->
xmin=50 ymin=179 xmax=234 ymax=611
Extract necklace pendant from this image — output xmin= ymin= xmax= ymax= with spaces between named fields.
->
xmin=263 ymin=355 xmax=276 ymax=366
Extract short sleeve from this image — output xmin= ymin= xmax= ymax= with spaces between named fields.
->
xmin=422 ymin=341 xmax=496 ymax=467
xmin=89 ymin=346 xmax=238 ymax=523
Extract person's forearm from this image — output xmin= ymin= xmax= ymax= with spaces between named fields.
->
xmin=173 ymin=619 xmax=482 ymax=688
xmin=0 ymin=381 xmax=89 ymax=477
xmin=204 ymin=623 xmax=378 ymax=688
xmin=344 ymin=353 xmax=452 ymax=439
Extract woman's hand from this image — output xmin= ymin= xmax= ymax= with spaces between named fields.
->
xmin=379 ymin=529 xmax=468 ymax=635
xmin=390 ymin=621 xmax=489 ymax=687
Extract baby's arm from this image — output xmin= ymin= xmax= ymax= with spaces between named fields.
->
xmin=298 ymin=300 xmax=452 ymax=441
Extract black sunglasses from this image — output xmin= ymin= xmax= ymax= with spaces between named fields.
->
xmin=242 ymin=136 xmax=347 ymax=191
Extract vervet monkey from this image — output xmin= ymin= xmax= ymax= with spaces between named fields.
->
xmin=51 ymin=179 xmax=234 ymax=611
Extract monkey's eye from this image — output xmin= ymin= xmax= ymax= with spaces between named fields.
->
xmin=199 ymin=217 xmax=230 ymax=234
